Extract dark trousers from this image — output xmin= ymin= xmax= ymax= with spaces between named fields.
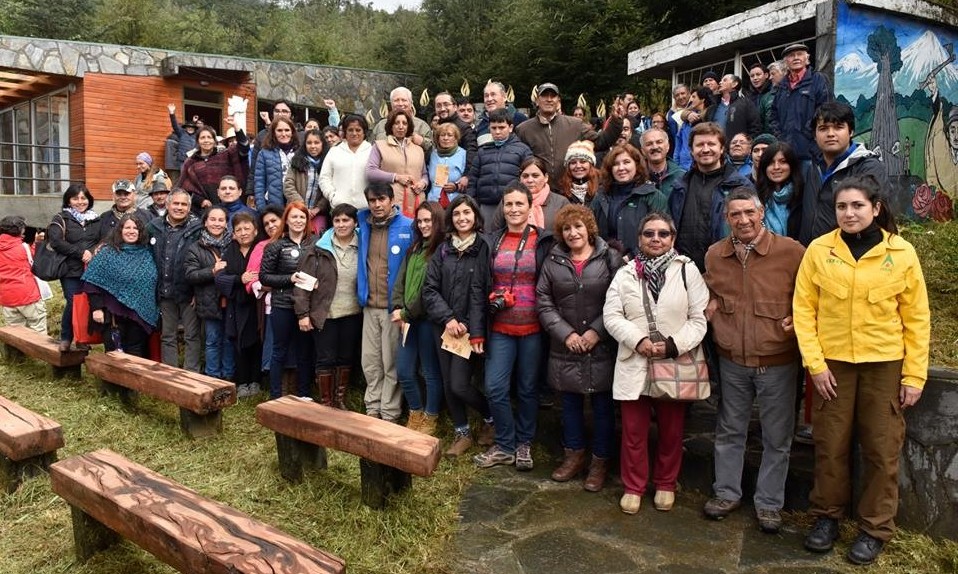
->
xmin=313 ymin=313 xmax=362 ymax=368
xmin=268 ymin=307 xmax=314 ymax=398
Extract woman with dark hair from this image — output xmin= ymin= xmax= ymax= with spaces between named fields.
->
xmin=80 ymin=214 xmax=158 ymax=357
xmin=591 ymin=143 xmax=668 ymax=258
xmin=390 ymin=201 xmax=446 ymax=434
xmin=793 ymin=176 xmax=929 ymax=565
xmin=254 ymin=116 xmax=299 ymax=212
xmin=321 ymin=114 xmax=372 ymax=210
xmin=284 ymin=128 xmax=330 ymax=234
xmin=260 ymin=202 xmax=315 ymax=398
xmin=322 ymin=126 xmax=341 ymax=148
xmin=475 ymin=184 xmax=555 ymax=471
xmin=49 ymin=183 xmax=101 ymax=351
xmin=185 ymin=206 xmax=235 ymax=380
xmin=177 ymin=122 xmax=250 ymax=213
xmin=422 ymin=194 xmax=495 ymax=456
xmin=537 ymin=205 xmax=623 ymax=491
xmin=755 ymin=141 xmax=804 ymax=239
xmin=604 ymin=212 xmax=708 ymax=514
xmin=0 ymin=215 xmax=46 ymax=333
xmin=491 ymin=157 xmax=569 ymax=232
xmin=294 ymin=202 xmax=362 ymax=409
xmin=366 ymin=108 xmax=429 ymax=218
xmin=246 ymin=205 xmax=285 ymax=380
xmin=557 ymin=141 xmax=600 ymax=205
xmin=219 ymin=211 xmax=262 ymax=396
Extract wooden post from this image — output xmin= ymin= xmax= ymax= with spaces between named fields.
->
xmin=52 ymin=364 xmax=82 ymax=379
xmin=99 ymin=379 xmax=138 ymax=407
xmin=275 ymin=433 xmax=327 ymax=482
xmin=179 ymin=408 xmax=223 ymax=439
xmin=69 ymin=504 xmax=120 ymax=561
xmin=359 ymin=458 xmax=411 ymax=509
xmin=1 ymin=451 xmax=58 ymax=493
xmin=0 ymin=342 xmax=25 ymax=363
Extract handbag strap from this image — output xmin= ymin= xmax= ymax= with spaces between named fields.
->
xmin=640 ymin=278 xmax=662 ymax=341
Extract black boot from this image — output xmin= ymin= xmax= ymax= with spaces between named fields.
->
xmin=804 ymin=517 xmax=839 ymax=553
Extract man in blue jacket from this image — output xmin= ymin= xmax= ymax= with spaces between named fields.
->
xmin=771 ymin=43 xmax=833 ymax=161
xmin=357 ymin=183 xmax=414 ymax=422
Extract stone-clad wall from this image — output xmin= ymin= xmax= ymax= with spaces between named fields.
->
xmin=0 ymin=35 xmax=417 ymax=113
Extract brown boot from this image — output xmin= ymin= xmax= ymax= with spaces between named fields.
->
xmin=333 ymin=366 xmax=351 ymax=409
xmin=419 ymin=413 xmax=439 ymax=436
xmin=477 ymin=421 xmax=495 ymax=447
xmin=551 ymin=448 xmax=588 ymax=482
xmin=406 ymin=410 xmax=424 ymax=431
xmin=445 ymin=433 xmax=474 ymax=458
xmin=281 ymin=369 xmax=297 ymax=396
xmin=315 ymin=369 xmax=335 ymax=406
xmin=583 ymin=456 xmax=608 ymax=492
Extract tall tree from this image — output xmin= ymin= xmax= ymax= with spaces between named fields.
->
xmin=867 ymin=24 xmax=904 ymax=176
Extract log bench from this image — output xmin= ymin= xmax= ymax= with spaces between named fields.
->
xmin=0 ymin=325 xmax=87 ymax=379
xmin=256 ymin=396 xmax=441 ymax=508
xmin=50 ymin=449 xmax=346 ymax=573
xmin=0 ymin=395 xmax=65 ymax=492
xmin=84 ymin=352 xmax=236 ymax=438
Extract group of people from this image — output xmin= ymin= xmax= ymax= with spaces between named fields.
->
xmin=1 ymin=54 xmax=930 ymax=568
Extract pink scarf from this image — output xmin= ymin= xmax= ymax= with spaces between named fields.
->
xmin=529 ymin=183 xmax=551 ymax=229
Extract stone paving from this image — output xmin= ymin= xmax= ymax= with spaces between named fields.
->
xmin=451 ymin=463 xmax=845 ymax=574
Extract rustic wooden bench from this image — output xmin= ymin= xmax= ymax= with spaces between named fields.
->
xmin=256 ymin=396 xmax=442 ymax=508
xmin=50 ymin=449 xmax=345 ymax=573
xmin=0 ymin=325 xmax=87 ymax=379
xmin=84 ymin=352 xmax=236 ymax=438
xmin=0 ymin=395 xmax=65 ymax=492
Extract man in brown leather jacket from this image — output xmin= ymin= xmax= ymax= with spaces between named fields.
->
xmin=700 ymin=187 xmax=805 ymax=534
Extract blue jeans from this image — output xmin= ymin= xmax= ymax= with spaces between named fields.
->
xmin=59 ymin=277 xmax=83 ymax=342
xmin=204 ymin=318 xmax=235 ymax=380
xmin=484 ymin=331 xmax=542 ymax=453
xmin=561 ymin=391 xmax=615 ymax=459
xmin=396 ymin=320 xmax=443 ymax=415
xmin=268 ymin=307 xmax=314 ymax=398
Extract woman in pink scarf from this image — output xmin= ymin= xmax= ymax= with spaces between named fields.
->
xmin=491 ymin=157 xmax=569 ymax=232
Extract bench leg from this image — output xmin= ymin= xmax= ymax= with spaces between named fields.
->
xmin=274 ymin=433 xmax=327 ymax=482
xmin=69 ymin=504 xmax=120 ymax=561
xmin=1 ymin=452 xmax=57 ymax=493
xmin=359 ymin=458 xmax=412 ymax=509
xmin=99 ymin=379 xmax=138 ymax=407
xmin=179 ymin=408 xmax=223 ymax=438
xmin=52 ymin=364 xmax=82 ymax=379
xmin=0 ymin=342 xmax=25 ymax=363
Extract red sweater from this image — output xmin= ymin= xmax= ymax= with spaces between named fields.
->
xmin=0 ymin=235 xmax=41 ymax=307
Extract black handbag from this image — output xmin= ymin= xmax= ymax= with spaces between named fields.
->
xmin=31 ymin=216 xmax=69 ymax=281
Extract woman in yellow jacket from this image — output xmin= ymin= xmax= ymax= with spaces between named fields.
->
xmin=793 ymin=175 xmax=929 ymax=566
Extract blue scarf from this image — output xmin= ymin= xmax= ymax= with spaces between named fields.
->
xmin=63 ymin=207 xmax=100 ymax=225
xmin=82 ymin=244 xmax=159 ymax=327
xmin=763 ymin=183 xmax=793 ymax=236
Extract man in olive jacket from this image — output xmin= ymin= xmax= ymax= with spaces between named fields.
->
xmin=701 ymin=188 xmax=805 ymax=534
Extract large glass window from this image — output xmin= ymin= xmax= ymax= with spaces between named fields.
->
xmin=0 ymin=88 xmax=72 ymax=195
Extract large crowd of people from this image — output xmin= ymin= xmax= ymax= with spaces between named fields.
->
xmin=0 ymin=44 xmax=931 ymax=567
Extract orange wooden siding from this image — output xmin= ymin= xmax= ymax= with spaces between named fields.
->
xmin=79 ymin=74 xmax=256 ymax=200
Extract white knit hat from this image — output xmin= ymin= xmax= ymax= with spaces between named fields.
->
xmin=564 ymin=140 xmax=596 ymax=166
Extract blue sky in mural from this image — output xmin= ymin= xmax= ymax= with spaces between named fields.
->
xmin=834 ymin=1 xmax=958 ymax=104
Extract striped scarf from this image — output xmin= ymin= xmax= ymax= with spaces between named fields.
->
xmin=635 ymin=248 xmax=677 ymax=302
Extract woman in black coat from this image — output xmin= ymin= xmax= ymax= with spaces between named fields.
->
xmin=217 ymin=211 xmax=262 ymax=395
xmin=536 ymin=204 xmax=623 ymax=492
xmin=49 ymin=183 xmax=101 ymax=351
xmin=422 ymin=195 xmax=494 ymax=458
xmin=185 ymin=206 xmax=234 ymax=379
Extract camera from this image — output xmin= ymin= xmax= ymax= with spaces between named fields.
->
xmin=488 ymin=288 xmax=516 ymax=314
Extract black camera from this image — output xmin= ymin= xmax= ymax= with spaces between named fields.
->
xmin=488 ymin=288 xmax=516 ymax=314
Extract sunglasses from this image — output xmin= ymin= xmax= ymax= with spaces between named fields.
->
xmin=642 ymin=230 xmax=672 ymax=239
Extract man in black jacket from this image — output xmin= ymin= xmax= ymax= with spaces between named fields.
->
xmin=705 ymin=75 xmax=761 ymax=142
xmin=435 ymin=91 xmax=478 ymax=173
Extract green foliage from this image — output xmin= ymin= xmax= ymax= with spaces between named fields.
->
xmin=901 ymin=220 xmax=958 ymax=368
xmin=867 ymin=24 xmax=903 ymax=74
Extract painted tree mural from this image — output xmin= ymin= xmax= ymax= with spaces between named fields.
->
xmin=867 ymin=25 xmax=904 ymax=176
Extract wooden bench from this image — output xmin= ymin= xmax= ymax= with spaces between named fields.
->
xmin=84 ymin=352 xmax=236 ymax=438
xmin=0 ymin=395 xmax=65 ymax=492
xmin=0 ymin=325 xmax=87 ymax=379
xmin=256 ymin=396 xmax=441 ymax=508
xmin=50 ymin=449 xmax=345 ymax=573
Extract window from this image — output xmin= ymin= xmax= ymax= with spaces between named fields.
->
xmin=0 ymin=89 xmax=72 ymax=195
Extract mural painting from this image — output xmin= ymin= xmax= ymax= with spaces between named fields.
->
xmin=833 ymin=1 xmax=956 ymax=221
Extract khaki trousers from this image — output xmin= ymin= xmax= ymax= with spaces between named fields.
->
xmin=361 ymin=307 xmax=402 ymax=421
xmin=809 ymin=359 xmax=905 ymax=541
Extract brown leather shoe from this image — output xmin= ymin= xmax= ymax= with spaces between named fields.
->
xmin=551 ymin=448 xmax=587 ymax=482
xmin=445 ymin=434 xmax=474 ymax=458
xmin=333 ymin=366 xmax=350 ymax=409
xmin=583 ymin=456 xmax=608 ymax=492
xmin=405 ymin=410 xmax=424 ymax=432
xmin=315 ymin=369 xmax=335 ymax=406
xmin=477 ymin=421 xmax=495 ymax=447
xmin=419 ymin=413 xmax=439 ymax=436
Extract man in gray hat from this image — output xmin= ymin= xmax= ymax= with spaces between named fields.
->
xmin=516 ymin=82 xmax=622 ymax=184
xmin=770 ymin=43 xmax=833 ymax=161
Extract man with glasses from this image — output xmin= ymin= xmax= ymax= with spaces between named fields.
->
xmin=434 ymin=91 xmax=478 ymax=172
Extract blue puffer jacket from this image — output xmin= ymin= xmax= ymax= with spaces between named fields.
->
xmin=466 ymin=134 xmax=533 ymax=206
xmin=169 ymin=113 xmax=196 ymax=169
xmin=770 ymin=68 xmax=833 ymax=161
xmin=356 ymin=206 xmax=414 ymax=308
xmin=254 ymin=147 xmax=290 ymax=211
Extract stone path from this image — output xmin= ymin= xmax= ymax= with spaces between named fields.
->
xmin=452 ymin=460 xmax=845 ymax=574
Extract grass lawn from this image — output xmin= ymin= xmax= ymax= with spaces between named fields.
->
xmin=1 ymin=220 xmax=957 ymax=573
